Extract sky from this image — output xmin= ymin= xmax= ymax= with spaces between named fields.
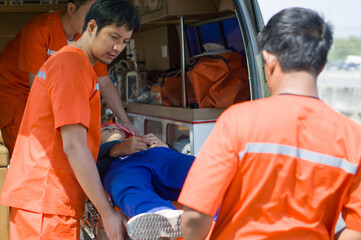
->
xmin=257 ymin=0 xmax=361 ymax=38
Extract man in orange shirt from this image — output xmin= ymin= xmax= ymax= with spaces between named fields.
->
xmin=0 ymin=0 xmax=138 ymax=157
xmin=177 ymin=7 xmax=361 ymax=240
xmin=0 ymin=1 xmax=140 ymax=239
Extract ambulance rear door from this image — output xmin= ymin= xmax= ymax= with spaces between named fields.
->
xmin=233 ymin=0 xmax=268 ymax=100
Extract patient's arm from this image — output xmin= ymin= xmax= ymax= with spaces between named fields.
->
xmin=143 ymin=133 xmax=169 ymax=148
xmin=109 ymin=136 xmax=152 ymax=157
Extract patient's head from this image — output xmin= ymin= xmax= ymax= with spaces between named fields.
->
xmin=101 ymin=123 xmax=126 ymax=144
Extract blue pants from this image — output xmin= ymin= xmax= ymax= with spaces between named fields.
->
xmin=102 ymin=147 xmax=195 ymax=218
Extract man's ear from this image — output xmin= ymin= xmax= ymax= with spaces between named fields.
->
xmin=66 ymin=2 xmax=76 ymax=15
xmin=262 ymin=50 xmax=278 ymax=76
xmin=86 ymin=20 xmax=98 ymax=35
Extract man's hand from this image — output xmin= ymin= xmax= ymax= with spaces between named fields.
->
xmin=109 ymin=136 xmax=152 ymax=157
xmin=102 ymin=207 xmax=128 ymax=240
xmin=143 ymin=133 xmax=168 ymax=148
xmin=119 ymin=120 xmax=139 ymax=136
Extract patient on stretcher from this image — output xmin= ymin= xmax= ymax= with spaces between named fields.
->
xmin=97 ymin=123 xmax=194 ymax=240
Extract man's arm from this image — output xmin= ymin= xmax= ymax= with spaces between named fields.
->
xmin=98 ymin=75 xmax=139 ymax=135
xmin=61 ymin=124 xmax=127 ymax=240
xmin=28 ymin=73 xmax=36 ymax=88
xmin=181 ymin=206 xmax=214 ymax=240
xmin=335 ymin=228 xmax=361 ymax=240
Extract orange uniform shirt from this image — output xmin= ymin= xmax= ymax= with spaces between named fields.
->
xmin=179 ymin=95 xmax=361 ymax=240
xmin=0 ymin=45 xmax=101 ymax=218
xmin=0 ymin=10 xmax=107 ymax=128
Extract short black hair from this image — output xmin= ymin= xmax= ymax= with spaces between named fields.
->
xmin=83 ymin=0 xmax=140 ymax=34
xmin=258 ymin=7 xmax=333 ymax=76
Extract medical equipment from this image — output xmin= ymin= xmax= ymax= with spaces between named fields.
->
xmin=108 ymin=60 xmax=132 ymax=102
xmin=125 ymin=70 xmax=140 ymax=102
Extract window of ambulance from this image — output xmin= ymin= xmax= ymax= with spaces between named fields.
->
xmin=233 ymin=0 xmax=269 ymax=100
xmin=258 ymin=0 xmax=361 ymax=124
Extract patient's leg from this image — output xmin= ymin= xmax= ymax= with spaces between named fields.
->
xmin=103 ymin=158 xmax=177 ymax=218
xmin=148 ymin=147 xmax=195 ymax=200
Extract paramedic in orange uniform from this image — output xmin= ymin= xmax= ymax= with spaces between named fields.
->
xmin=0 ymin=1 xmax=140 ymax=239
xmin=179 ymin=8 xmax=361 ymax=240
xmin=0 ymin=0 xmax=138 ymax=157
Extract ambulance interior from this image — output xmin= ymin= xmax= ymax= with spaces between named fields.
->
xmin=0 ymin=0 xmax=267 ymax=239
xmin=106 ymin=0 xmax=267 ymax=157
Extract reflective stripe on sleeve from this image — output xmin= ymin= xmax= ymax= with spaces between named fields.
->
xmin=36 ymin=70 xmax=46 ymax=80
xmin=238 ymin=143 xmax=358 ymax=174
xmin=47 ymin=49 xmax=56 ymax=56
xmin=94 ymin=83 xmax=99 ymax=93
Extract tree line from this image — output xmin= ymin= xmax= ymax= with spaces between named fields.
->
xmin=328 ymin=36 xmax=361 ymax=61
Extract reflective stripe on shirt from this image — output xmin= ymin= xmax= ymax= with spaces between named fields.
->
xmin=47 ymin=49 xmax=56 ymax=56
xmin=47 ymin=39 xmax=73 ymax=56
xmin=94 ymin=83 xmax=99 ymax=93
xmin=239 ymin=143 xmax=358 ymax=174
xmin=36 ymin=70 xmax=46 ymax=80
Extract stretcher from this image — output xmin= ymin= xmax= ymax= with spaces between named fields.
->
xmin=80 ymin=197 xmax=185 ymax=240
xmin=80 ymin=197 xmax=131 ymax=240
xmin=80 ymin=199 xmax=104 ymax=239
xmin=80 ymin=195 xmax=121 ymax=240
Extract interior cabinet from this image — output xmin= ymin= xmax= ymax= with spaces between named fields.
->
xmin=126 ymin=103 xmax=224 ymax=155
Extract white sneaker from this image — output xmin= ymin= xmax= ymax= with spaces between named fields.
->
xmin=126 ymin=209 xmax=183 ymax=240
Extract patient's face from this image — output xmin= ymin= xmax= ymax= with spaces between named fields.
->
xmin=101 ymin=124 xmax=126 ymax=144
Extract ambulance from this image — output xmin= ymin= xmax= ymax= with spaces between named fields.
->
xmin=0 ymin=0 xmax=268 ymax=239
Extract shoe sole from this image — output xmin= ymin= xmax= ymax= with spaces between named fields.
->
xmin=127 ymin=212 xmax=182 ymax=240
